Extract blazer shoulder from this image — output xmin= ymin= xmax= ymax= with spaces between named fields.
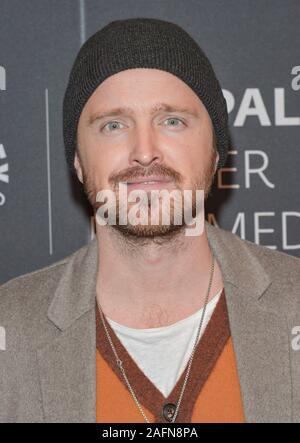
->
xmin=221 ymin=225 xmax=299 ymax=268
xmin=0 ymin=242 xmax=90 ymax=319
xmin=244 ymin=234 xmax=298 ymax=270
xmin=211 ymin=224 xmax=300 ymax=294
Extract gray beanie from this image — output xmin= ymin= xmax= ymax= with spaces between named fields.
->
xmin=63 ymin=17 xmax=229 ymax=173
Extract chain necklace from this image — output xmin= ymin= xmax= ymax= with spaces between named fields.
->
xmin=97 ymin=253 xmax=215 ymax=423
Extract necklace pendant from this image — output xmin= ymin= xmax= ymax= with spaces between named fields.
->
xmin=162 ymin=403 xmax=177 ymax=422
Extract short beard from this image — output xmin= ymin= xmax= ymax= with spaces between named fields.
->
xmin=79 ymin=144 xmax=217 ymax=244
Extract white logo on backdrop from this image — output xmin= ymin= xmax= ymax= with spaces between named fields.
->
xmin=210 ymin=68 xmax=300 ymax=251
xmin=223 ymin=87 xmax=300 ymax=127
xmin=0 ymin=67 xmax=8 ymax=206
xmin=0 ymin=144 xmax=9 ymax=206
xmin=223 ymin=69 xmax=300 ymax=126
xmin=0 ymin=66 xmax=6 ymax=91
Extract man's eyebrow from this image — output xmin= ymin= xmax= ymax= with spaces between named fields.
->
xmin=87 ymin=102 xmax=200 ymax=125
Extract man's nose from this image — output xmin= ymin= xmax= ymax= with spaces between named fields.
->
xmin=128 ymin=123 xmax=163 ymax=167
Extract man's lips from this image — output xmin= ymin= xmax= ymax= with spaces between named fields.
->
xmin=124 ymin=176 xmax=173 ymax=184
xmin=119 ymin=176 xmax=173 ymax=190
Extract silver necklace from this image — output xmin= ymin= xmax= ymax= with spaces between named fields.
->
xmin=98 ymin=253 xmax=215 ymax=423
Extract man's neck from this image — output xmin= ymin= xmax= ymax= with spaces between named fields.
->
xmin=95 ymin=225 xmax=224 ymax=329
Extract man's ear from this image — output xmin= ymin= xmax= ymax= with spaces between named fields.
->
xmin=74 ymin=151 xmax=84 ymax=184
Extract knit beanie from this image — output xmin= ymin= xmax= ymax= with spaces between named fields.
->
xmin=63 ymin=17 xmax=229 ymax=173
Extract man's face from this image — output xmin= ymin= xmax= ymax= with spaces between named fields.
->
xmin=75 ymin=68 xmax=218 ymax=239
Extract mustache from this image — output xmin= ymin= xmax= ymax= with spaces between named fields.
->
xmin=109 ymin=164 xmax=182 ymax=187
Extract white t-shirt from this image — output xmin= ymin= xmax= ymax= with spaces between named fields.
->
xmin=106 ymin=288 xmax=223 ymax=398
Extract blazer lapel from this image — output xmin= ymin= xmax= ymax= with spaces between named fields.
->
xmin=206 ymin=222 xmax=292 ymax=423
xmin=36 ymin=237 xmax=98 ymax=423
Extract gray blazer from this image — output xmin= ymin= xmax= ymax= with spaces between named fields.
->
xmin=1 ymin=221 xmax=300 ymax=423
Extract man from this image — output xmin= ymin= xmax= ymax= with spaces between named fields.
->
xmin=0 ymin=18 xmax=300 ymax=423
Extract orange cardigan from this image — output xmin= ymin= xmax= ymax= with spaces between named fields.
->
xmin=96 ymin=289 xmax=245 ymax=423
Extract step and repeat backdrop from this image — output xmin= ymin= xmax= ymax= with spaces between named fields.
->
xmin=0 ymin=0 xmax=299 ymax=285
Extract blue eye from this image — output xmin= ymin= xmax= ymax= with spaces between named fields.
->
xmin=164 ymin=117 xmax=184 ymax=127
xmin=102 ymin=121 xmax=123 ymax=132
